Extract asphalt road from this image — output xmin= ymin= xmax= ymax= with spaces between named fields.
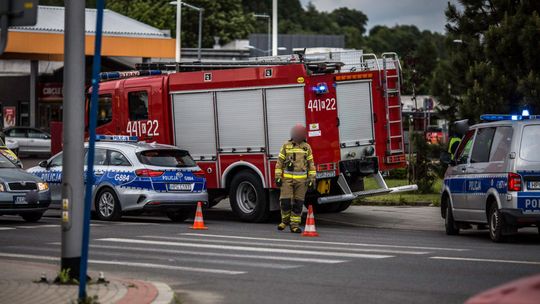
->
xmin=1 ymin=205 xmax=539 ymax=304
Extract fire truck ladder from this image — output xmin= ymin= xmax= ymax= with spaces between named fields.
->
xmin=381 ymin=52 xmax=404 ymax=156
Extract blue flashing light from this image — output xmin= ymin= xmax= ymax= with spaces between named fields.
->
xmin=511 ymin=115 xmax=519 ymax=121
xmin=95 ymin=135 xmax=138 ymax=142
xmin=522 ymin=109 xmax=530 ymax=117
xmin=313 ymin=82 xmax=329 ymax=94
xmin=480 ymin=113 xmax=540 ymax=122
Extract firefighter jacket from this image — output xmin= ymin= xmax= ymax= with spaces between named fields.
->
xmin=275 ymin=140 xmax=316 ymax=181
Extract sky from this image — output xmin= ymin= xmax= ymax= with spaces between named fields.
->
xmin=300 ymin=0 xmax=461 ymax=33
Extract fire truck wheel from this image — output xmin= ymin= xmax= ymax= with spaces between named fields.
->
xmin=95 ymin=187 xmax=122 ymax=221
xmin=314 ymin=203 xmax=341 ymax=213
xmin=335 ymin=201 xmax=353 ymax=212
xmin=229 ymin=170 xmax=269 ymax=222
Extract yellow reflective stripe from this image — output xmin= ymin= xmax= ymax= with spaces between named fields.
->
xmin=278 ymin=153 xmax=286 ymax=159
xmin=285 ymin=148 xmax=307 ymax=153
xmin=275 ymin=169 xmax=283 ymax=173
xmin=290 ymin=215 xmax=301 ymax=223
xmin=307 ymin=155 xmax=314 ymax=160
xmin=283 ymin=173 xmax=307 ymax=179
xmin=308 ymin=171 xmax=317 ymax=175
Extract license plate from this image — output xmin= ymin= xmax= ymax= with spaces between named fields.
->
xmin=316 ymin=170 xmax=336 ymax=179
xmin=528 ymin=181 xmax=540 ymax=190
xmin=13 ymin=196 xmax=27 ymax=205
xmin=168 ymin=183 xmax=192 ymax=191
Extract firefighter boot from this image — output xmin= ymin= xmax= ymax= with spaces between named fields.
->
xmin=290 ymin=199 xmax=303 ymax=233
xmin=278 ymin=199 xmax=292 ymax=231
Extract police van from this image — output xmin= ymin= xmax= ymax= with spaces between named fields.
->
xmin=27 ymin=135 xmax=207 ymax=222
xmin=441 ymin=111 xmax=540 ymax=242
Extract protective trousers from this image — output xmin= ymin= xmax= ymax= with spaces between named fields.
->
xmin=279 ymin=178 xmax=307 ymax=228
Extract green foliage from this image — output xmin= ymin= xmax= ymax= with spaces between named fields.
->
xmin=409 ymin=132 xmax=443 ymax=194
xmin=433 ymin=1 xmax=540 ymax=121
xmin=56 ymin=268 xmax=78 ymax=285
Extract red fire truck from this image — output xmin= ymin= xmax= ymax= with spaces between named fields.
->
xmin=90 ymin=51 xmax=416 ymax=222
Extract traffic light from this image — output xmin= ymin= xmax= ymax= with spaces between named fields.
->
xmin=0 ymin=0 xmax=38 ymax=55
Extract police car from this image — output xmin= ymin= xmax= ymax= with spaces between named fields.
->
xmin=441 ymin=111 xmax=540 ymax=242
xmin=27 ymin=135 xmax=207 ymax=222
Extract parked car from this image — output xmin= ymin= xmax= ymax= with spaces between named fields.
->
xmin=27 ymin=135 xmax=208 ymax=222
xmin=0 ymin=152 xmax=51 ymax=222
xmin=0 ymin=137 xmax=22 ymax=168
xmin=3 ymin=127 xmax=51 ymax=156
xmin=441 ymin=112 xmax=540 ymax=242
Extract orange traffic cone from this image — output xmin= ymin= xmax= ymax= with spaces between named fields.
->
xmin=302 ymin=205 xmax=319 ymax=237
xmin=190 ymin=201 xmax=208 ymax=230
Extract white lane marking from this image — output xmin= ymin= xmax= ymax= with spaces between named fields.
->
xmin=431 ymin=256 xmax=540 ymax=266
xmin=0 ymin=252 xmax=245 ymax=275
xmin=0 ymin=227 xmax=15 ymax=231
xmin=47 ymin=243 xmax=346 ymax=264
xmin=181 ymin=233 xmax=469 ymax=252
xmin=98 ymin=238 xmax=393 ymax=259
xmin=15 ymin=224 xmax=59 ymax=229
xmin=144 ymin=235 xmax=429 ymax=255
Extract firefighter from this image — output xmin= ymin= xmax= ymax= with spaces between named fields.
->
xmin=275 ymin=124 xmax=316 ymax=233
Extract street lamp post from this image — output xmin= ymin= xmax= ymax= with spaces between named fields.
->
xmin=254 ymin=14 xmax=270 ymax=56
xmin=175 ymin=0 xmax=181 ymax=64
xmin=170 ymin=1 xmax=204 ymax=61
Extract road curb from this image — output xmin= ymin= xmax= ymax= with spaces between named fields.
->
xmin=151 ymin=281 xmax=175 ymax=304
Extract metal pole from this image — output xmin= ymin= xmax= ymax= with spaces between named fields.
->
xmin=197 ymin=9 xmax=203 ymax=61
xmin=61 ymin=0 xmax=85 ymax=281
xmin=272 ymin=0 xmax=277 ymax=56
xmin=175 ymin=0 xmax=182 ymax=63
xmin=78 ymin=0 xmax=104 ymax=299
xmin=267 ymin=16 xmax=271 ymax=55
xmin=29 ymin=60 xmax=38 ymax=127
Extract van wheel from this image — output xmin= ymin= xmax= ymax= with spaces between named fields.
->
xmin=229 ymin=170 xmax=269 ymax=222
xmin=445 ymin=203 xmax=460 ymax=235
xmin=21 ymin=212 xmax=43 ymax=222
xmin=95 ymin=188 xmax=122 ymax=221
xmin=488 ymin=204 xmax=506 ymax=242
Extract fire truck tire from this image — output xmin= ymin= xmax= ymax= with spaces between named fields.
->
xmin=229 ymin=170 xmax=269 ymax=222
xmin=314 ymin=203 xmax=341 ymax=213
xmin=335 ymin=201 xmax=353 ymax=212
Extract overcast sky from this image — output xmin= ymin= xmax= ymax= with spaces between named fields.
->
xmin=300 ymin=0 xmax=461 ymax=33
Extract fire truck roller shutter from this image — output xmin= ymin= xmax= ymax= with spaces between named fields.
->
xmin=336 ymin=81 xmax=375 ymax=160
xmin=265 ymin=86 xmax=306 ymax=157
xmin=216 ymin=89 xmax=265 ymax=152
xmin=172 ymin=92 xmax=216 ymax=160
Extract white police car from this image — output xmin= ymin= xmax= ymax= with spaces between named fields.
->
xmin=441 ymin=111 xmax=540 ymax=242
xmin=27 ymin=135 xmax=207 ymax=222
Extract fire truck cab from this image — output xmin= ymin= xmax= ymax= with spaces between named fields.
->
xmin=91 ymin=51 xmax=417 ymax=222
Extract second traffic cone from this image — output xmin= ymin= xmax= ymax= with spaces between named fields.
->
xmin=190 ymin=201 xmax=208 ymax=230
xmin=302 ymin=205 xmax=319 ymax=237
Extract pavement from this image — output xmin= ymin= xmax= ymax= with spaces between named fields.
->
xmin=0 ymin=259 xmax=175 ymax=304
xmin=1 ymin=201 xmax=539 ymax=304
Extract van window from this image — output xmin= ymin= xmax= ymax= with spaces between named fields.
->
xmin=128 ymin=91 xmax=149 ymax=121
xmin=520 ymin=125 xmax=540 ymax=161
xmin=471 ymin=127 xmax=495 ymax=163
xmin=96 ymin=94 xmax=113 ymax=126
xmin=489 ymin=127 xmax=513 ymax=162
xmin=455 ymin=130 xmax=475 ymax=165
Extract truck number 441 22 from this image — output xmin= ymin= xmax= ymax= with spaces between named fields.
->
xmin=126 ymin=120 xmax=160 ymax=137
xmin=308 ymin=98 xmax=336 ymax=112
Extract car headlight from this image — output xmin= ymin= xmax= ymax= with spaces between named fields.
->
xmin=37 ymin=182 xmax=49 ymax=191
xmin=0 ymin=184 xmax=4 ymax=192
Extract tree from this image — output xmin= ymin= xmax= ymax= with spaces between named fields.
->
xmin=433 ymin=1 xmax=540 ymax=121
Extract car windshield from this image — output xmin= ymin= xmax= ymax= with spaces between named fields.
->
xmin=520 ymin=125 xmax=540 ymax=161
xmin=0 ymin=153 xmax=17 ymax=168
xmin=137 ymin=149 xmax=197 ymax=168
